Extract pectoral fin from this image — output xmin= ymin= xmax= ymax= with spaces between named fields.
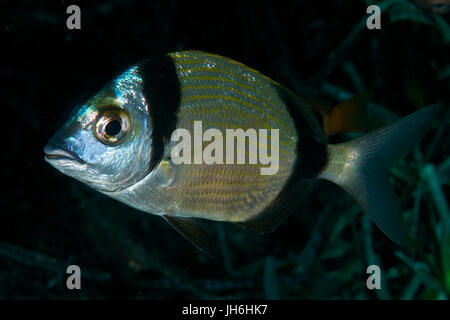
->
xmin=163 ymin=215 xmax=216 ymax=257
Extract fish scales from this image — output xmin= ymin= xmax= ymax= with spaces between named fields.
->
xmin=163 ymin=52 xmax=300 ymax=221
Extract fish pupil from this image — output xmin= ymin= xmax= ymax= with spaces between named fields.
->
xmin=105 ymin=119 xmax=122 ymax=136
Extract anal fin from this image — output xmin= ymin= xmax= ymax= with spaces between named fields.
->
xmin=163 ymin=215 xmax=216 ymax=257
xmin=238 ymin=181 xmax=317 ymax=234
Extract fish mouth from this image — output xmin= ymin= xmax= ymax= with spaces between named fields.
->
xmin=44 ymin=145 xmax=86 ymax=165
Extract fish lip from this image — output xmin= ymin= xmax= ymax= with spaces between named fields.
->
xmin=44 ymin=145 xmax=86 ymax=165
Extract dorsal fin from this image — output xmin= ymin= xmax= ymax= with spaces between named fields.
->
xmin=290 ymin=90 xmax=372 ymax=138
xmin=295 ymin=90 xmax=372 ymax=138
xmin=163 ymin=215 xmax=216 ymax=257
xmin=322 ymin=91 xmax=372 ymax=137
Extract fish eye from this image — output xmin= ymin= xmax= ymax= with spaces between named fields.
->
xmin=105 ymin=119 xmax=122 ymax=136
xmin=94 ymin=109 xmax=130 ymax=146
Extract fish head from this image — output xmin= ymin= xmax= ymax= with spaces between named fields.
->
xmin=44 ymin=64 xmax=153 ymax=192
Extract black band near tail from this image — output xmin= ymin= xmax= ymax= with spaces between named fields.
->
xmin=278 ymin=87 xmax=328 ymax=179
xmin=140 ymin=54 xmax=181 ymax=172
xmin=237 ymin=86 xmax=329 ymax=234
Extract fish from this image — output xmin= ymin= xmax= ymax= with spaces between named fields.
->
xmin=410 ymin=0 xmax=450 ymax=14
xmin=44 ymin=51 xmax=445 ymax=256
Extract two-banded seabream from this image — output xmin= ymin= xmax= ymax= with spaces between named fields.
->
xmin=44 ymin=51 xmax=445 ymax=255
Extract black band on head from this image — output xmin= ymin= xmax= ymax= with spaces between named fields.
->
xmin=140 ymin=54 xmax=181 ymax=172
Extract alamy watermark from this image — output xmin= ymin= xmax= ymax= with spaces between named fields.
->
xmin=66 ymin=265 xmax=81 ymax=290
xmin=170 ymin=121 xmax=280 ymax=175
xmin=366 ymin=5 xmax=381 ymax=30
xmin=366 ymin=264 xmax=381 ymax=290
xmin=66 ymin=5 xmax=81 ymax=30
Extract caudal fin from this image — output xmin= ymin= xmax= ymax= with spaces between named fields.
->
xmin=318 ymin=104 xmax=445 ymax=245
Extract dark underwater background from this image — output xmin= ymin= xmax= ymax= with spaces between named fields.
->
xmin=1 ymin=0 xmax=449 ymax=299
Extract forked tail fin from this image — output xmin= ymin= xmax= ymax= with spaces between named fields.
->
xmin=318 ymin=104 xmax=445 ymax=245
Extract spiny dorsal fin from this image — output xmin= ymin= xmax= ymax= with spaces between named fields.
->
xmin=163 ymin=215 xmax=216 ymax=257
